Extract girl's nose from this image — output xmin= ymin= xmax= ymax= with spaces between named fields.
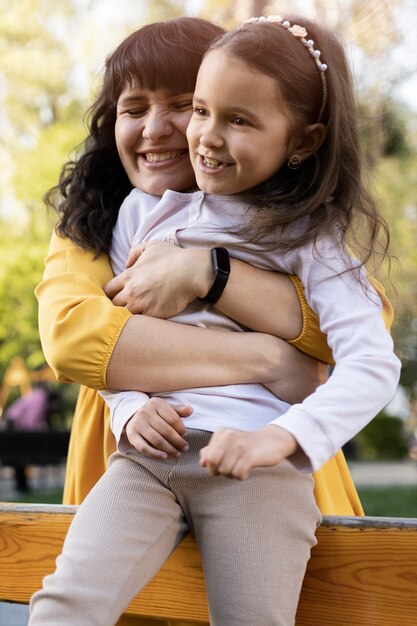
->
xmin=142 ymin=109 xmax=173 ymax=141
xmin=199 ymin=124 xmax=224 ymax=149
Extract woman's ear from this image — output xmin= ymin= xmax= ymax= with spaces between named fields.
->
xmin=292 ymin=123 xmax=326 ymax=162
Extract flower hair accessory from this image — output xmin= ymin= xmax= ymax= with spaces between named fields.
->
xmin=243 ymin=15 xmax=328 ymax=122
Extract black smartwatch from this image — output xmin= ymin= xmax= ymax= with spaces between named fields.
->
xmin=200 ymin=247 xmax=230 ymax=304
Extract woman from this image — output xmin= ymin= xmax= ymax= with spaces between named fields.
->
xmin=36 ymin=17 xmax=392 ymax=511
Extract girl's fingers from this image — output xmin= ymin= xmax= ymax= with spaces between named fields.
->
xmin=127 ymin=399 xmax=192 ymax=455
xmin=126 ymin=432 xmax=169 ymax=460
xmin=199 ymin=430 xmax=255 ymax=479
xmin=155 ymin=402 xmax=191 ymax=436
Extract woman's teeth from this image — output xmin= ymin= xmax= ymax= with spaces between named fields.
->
xmin=145 ymin=151 xmax=182 ymax=162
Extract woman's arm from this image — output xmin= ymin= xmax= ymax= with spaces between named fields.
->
xmin=106 ymin=314 xmax=326 ymax=402
xmin=37 ymin=233 xmax=316 ymax=396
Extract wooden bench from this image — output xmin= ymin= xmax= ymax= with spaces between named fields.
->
xmin=1 ymin=504 xmax=417 ymax=625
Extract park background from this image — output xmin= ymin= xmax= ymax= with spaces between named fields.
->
xmin=0 ymin=0 xmax=417 ymax=514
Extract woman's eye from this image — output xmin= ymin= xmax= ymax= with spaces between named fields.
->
xmin=193 ymin=106 xmax=207 ymax=116
xmin=125 ymin=109 xmax=147 ymax=117
xmin=173 ymin=100 xmax=193 ymax=111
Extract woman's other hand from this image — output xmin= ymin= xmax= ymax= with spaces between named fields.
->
xmin=104 ymin=241 xmax=212 ymax=317
xmin=125 ymin=397 xmax=192 ymax=459
xmin=265 ymin=347 xmax=328 ymax=405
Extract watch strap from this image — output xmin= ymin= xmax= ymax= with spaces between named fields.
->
xmin=199 ymin=247 xmax=230 ymax=304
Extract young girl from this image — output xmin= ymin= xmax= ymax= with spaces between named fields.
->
xmin=30 ymin=16 xmax=400 ymax=626
xmin=101 ymin=14 xmax=400 ymax=476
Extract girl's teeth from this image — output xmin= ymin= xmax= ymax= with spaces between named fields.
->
xmin=204 ymin=157 xmax=224 ymax=168
xmin=145 ymin=152 xmax=181 ymax=162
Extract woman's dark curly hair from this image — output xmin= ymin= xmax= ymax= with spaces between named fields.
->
xmin=46 ymin=17 xmax=224 ymax=256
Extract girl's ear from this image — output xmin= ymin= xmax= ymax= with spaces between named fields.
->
xmin=291 ymin=123 xmax=326 ymax=162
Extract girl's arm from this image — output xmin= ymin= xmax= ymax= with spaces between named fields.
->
xmin=36 ymin=233 xmax=321 ymax=397
xmin=267 ymin=239 xmax=401 ymax=473
xmin=106 ymin=241 xmax=305 ymax=341
xmin=106 ymin=241 xmax=393 ymax=365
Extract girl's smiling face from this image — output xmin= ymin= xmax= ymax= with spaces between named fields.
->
xmin=186 ymin=49 xmax=297 ymax=196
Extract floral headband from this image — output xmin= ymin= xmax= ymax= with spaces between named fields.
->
xmin=243 ymin=16 xmax=328 ymax=122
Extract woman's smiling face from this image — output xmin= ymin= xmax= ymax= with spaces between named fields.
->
xmin=115 ymin=85 xmax=196 ymax=195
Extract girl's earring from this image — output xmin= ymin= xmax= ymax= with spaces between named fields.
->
xmin=287 ymin=154 xmax=301 ymax=170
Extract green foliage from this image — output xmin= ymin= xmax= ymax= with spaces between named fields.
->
xmin=0 ymin=236 xmax=48 ymax=380
xmin=353 ymin=413 xmax=409 ymax=461
xmin=5 ymin=486 xmax=64 ymax=504
xmin=12 ymin=117 xmax=85 ymax=225
xmin=373 ymin=153 xmax=417 ymax=388
xmin=0 ymin=0 xmax=76 ymax=141
xmin=382 ymin=101 xmax=410 ymax=157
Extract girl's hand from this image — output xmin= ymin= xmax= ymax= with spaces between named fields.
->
xmin=104 ymin=241 xmax=213 ymax=318
xmin=199 ymin=425 xmax=298 ymax=480
xmin=125 ymin=397 xmax=192 ymax=459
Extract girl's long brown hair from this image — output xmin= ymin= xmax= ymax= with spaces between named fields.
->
xmin=211 ymin=18 xmax=390 ymax=272
xmin=45 ymin=17 xmax=224 ymax=256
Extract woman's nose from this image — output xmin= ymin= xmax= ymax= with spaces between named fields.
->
xmin=142 ymin=109 xmax=173 ymax=141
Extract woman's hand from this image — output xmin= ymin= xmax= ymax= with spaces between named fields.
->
xmin=125 ymin=397 xmax=192 ymax=459
xmin=199 ymin=425 xmax=299 ymax=480
xmin=104 ymin=241 xmax=212 ymax=317
xmin=265 ymin=350 xmax=328 ymax=404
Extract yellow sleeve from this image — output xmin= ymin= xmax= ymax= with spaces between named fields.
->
xmin=35 ymin=232 xmax=132 ymax=389
xmin=287 ymin=274 xmax=393 ymax=367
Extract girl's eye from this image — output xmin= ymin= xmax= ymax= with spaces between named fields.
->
xmin=193 ymin=106 xmax=208 ymax=117
xmin=231 ymin=116 xmax=247 ymax=126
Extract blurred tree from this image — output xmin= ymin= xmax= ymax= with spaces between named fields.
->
xmin=381 ymin=100 xmax=410 ymax=157
xmin=0 ymin=0 xmax=86 ymax=229
xmin=145 ymin=0 xmax=187 ymax=22
xmin=374 ymin=152 xmax=417 ymax=389
xmin=0 ymin=237 xmax=46 ymax=379
xmin=0 ymin=0 xmax=76 ymax=143
xmin=12 ymin=118 xmax=85 ymax=240
xmin=0 ymin=0 xmax=86 ymax=381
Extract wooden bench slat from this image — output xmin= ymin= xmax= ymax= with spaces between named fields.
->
xmin=1 ymin=504 xmax=417 ymax=625
xmin=297 ymin=521 xmax=417 ymax=626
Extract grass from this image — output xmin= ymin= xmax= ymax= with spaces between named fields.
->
xmin=9 ymin=488 xmax=63 ymax=504
xmin=358 ymin=485 xmax=417 ymax=517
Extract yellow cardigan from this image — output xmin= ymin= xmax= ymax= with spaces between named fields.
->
xmin=36 ymin=233 xmax=393 ymax=513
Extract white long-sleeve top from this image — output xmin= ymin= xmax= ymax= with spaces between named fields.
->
xmin=100 ymin=188 xmax=401 ymax=473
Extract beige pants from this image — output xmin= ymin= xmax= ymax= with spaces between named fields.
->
xmin=29 ymin=430 xmax=321 ymax=626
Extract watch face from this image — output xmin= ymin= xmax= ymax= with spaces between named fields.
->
xmin=200 ymin=247 xmax=230 ymax=304
xmin=215 ymin=247 xmax=230 ymax=274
